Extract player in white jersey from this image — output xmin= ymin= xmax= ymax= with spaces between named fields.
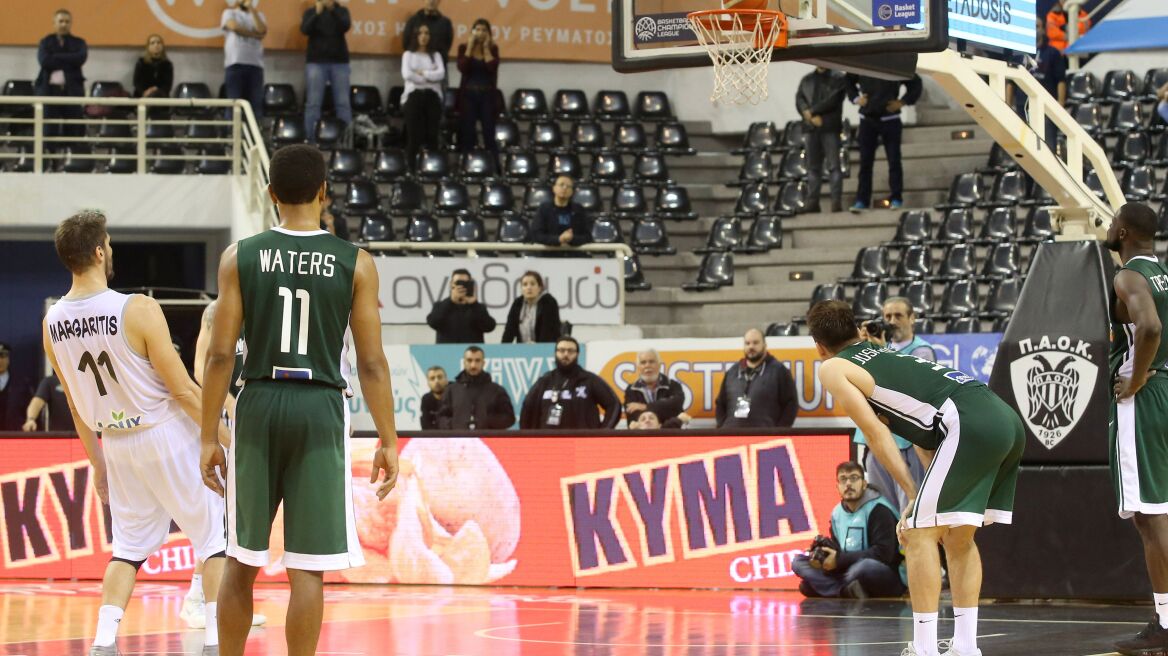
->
xmin=42 ymin=211 xmax=228 ymax=656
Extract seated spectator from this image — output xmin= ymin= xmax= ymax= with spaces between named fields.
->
xmin=22 ymin=372 xmax=73 ymax=432
xmin=629 ymin=409 xmax=691 ymax=430
xmin=502 ymin=271 xmax=561 ymax=343
xmin=792 ymin=461 xmax=906 ymax=599
xmin=401 ymin=24 xmax=445 ymax=170
xmin=437 ymin=346 xmax=515 ymax=430
xmin=456 ymin=19 xmax=499 ymax=152
xmin=519 ymin=336 xmax=620 ymax=429
xmin=426 ymin=268 xmax=496 ymax=343
xmin=133 ymin=34 xmax=173 ymax=98
xmin=715 ymin=328 xmax=799 ymax=428
xmin=624 ymin=348 xmax=685 ymax=427
xmin=1045 ymin=0 xmax=1090 ymax=53
xmin=419 ymin=365 xmax=447 ymax=430
xmin=321 ymin=206 xmax=349 ymax=241
xmin=532 ymin=176 xmax=592 ymax=250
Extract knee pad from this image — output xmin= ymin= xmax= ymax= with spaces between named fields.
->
xmin=111 ymin=556 xmax=147 ymax=571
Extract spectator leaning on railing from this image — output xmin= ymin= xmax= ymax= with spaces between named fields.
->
xmin=36 ymin=9 xmax=87 ymax=150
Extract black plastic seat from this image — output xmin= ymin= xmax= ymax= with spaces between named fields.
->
xmin=885 ymin=210 xmax=933 ymax=246
xmin=1122 ymin=164 xmax=1157 ymax=201
xmin=842 ymin=246 xmax=890 ymax=284
xmin=315 ymin=116 xmax=346 ymax=148
xmin=782 ymin=121 xmax=806 ymax=151
xmin=572 ymin=182 xmax=602 ymax=213
xmin=1019 ymin=206 xmax=1055 ymax=243
xmin=624 ymin=253 xmax=652 ymax=291
xmin=571 ymin=120 xmax=606 ymax=152
xmin=932 ymin=244 xmax=977 ymax=281
xmin=195 ymin=147 xmax=231 ymax=175
xmin=682 ymin=252 xmax=734 ymax=291
xmin=977 ymin=142 xmax=1019 ymax=174
xmin=614 ymin=122 xmax=648 ymax=153
xmin=891 ymin=244 xmax=932 ymax=282
xmin=852 ymin=282 xmax=889 ymax=321
xmin=504 ymin=150 xmax=541 ymax=185
xmin=345 ymin=179 xmax=381 ymax=213
xmin=980 ymin=242 xmax=1021 ymax=280
xmin=935 ymin=173 xmax=982 ymax=210
xmin=509 ymin=88 xmax=548 ymax=120
xmin=350 ymin=85 xmax=383 ymax=116
xmin=593 ymin=90 xmax=631 ymax=121
xmin=975 ymin=207 xmax=1018 ymax=244
xmin=655 ymin=185 xmax=697 ymax=220
xmin=61 ymin=145 xmax=96 ymax=173
xmin=590 ymin=215 xmax=623 ymax=244
xmin=1085 ymin=168 xmax=1106 ymax=199
xmin=433 ymin=180 xmax=471 ymax=216
xmin=477 ymin=181 xmax=514 ymax=217
xmin=1143 ymin=68 xmax=1168 ymax=100
xmin=450 ymin=215 xmax=486 ymax=242
xmin=809 ymin=283 xmax=847 ymax=307
xmin=522 ymin=182 xmax=554 ymax=215
xmin=732 ymin=150 xmax=773 ymax=186
xmin=552 ymin=89 xmax=590 ymax=121
xmin=589 ymin=151 xmax=627 ymax=185
xmin=148 ymin=146 xmax=185 ymax=174
xmin=633 ymin=152 xmax=670 ymax=185
xmin=631 ymin=217 xmax=677 ymax=256
xmin=611 ymin=183 xmax=648 ymax=218
xmin=634 ymin=91 xmax=673 ymax=121
xmin=900 ymin=280 xmax=934 ymax=316
xmin=746 ymin=215 xmax=783 ymax=251
xmin=386 ymin=85 xmax=404 ymax=117
xmin=915 ymin=317 xmax=936 ymax=334
xmin=695 ymin=216 xmax=745 ymax=253
xmin=358 ymin=213 xmax=394 ymax=242
xmin=263 ymin=83 xmax=297 ymax=117
xmin=547 ymin=152 xmax=583 ymax=181
xmin=1106 ymin=101 xmax=1145 ymax=134
xmin=1114 ymin=132 xmax=1151 ymax=165
xmin=930 ymin=208 xmax=975 ymax=244
xmin=1158 ymin=203 xmax=1168 ymax=240
xmin=497 ymin=214 xmax=531 ymax=243
xmin=981 ymin=169 xmax=1029 ymax=207
xmin=1066 ymin=71 xmax=1099 ymax=104
xmin=415 ymin=149 xmax=450 ymax=182
xmin=1102 ymin=69 xmax=1141 ymax=103
xmin=373 ymin=148 xmax=409 ymax=182
xmin=983 ymin=276 xmax=1023 ymax=318
xmin=443 ymin=87 xmax=459 ymax=121
xmin=106 ymin=147 xmax=137 ymax=174
xmin=144 ymin=122 xmax=175 ymax=141
xmin=734 ymin=181 xmax=770 ymax=216
xmin=405 ymin=213 xmax=440 ymax=242
xmin=1072 ymin=102 xmax=1104 ymax=136
xmin=1020 ymin=182 xmax=1056 ymax=207
xmin=655 ymin=121 xmax=696 ymax=155
xmin=494 ymin=118 xmax=521 ymax=151
xmin=946 ymin=316 xmax=981 ymax=333
xmin=733 ymin=122 xmax=781 ymax=154
xmin=777 ymin=147 xmax=808 ymax=180
xmin=774 ymin=180 xmax=809 ymax=216
xmin=939 ymin=279 xmax=980 ymax=318
xmin=0 ymin=80 xmax=34 ymax=120
xmin=766 ymin=323 xmax=799 ymax=337
xmin=327 ymin=149 xmax=364 ymax=182
xmin=272 ymin=116 xmax=307 ymax=147
xmin=388 ymin=180 xmax=425 ymax=215
xmin=528 ymin=120 xmax=563 ymax=152
xmin=174 ymin=82 xmax=212 ymax=116
xmin=459 ymin=149 xmax=497 ymax=183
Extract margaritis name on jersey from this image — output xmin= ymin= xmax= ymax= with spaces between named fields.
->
xmin=259 ymin=249 xmax=337 ymax=277
xmin=47 ymin=314 xmax=118 ymax=344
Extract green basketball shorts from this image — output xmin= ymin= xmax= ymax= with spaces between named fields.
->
xmin=227 ymin=380 xmax=365 ymax=571
xmin=909 ymin=385 xmax=1026 ymax=529
xmin=1110 ymin=374 xmax=1168 ymax=519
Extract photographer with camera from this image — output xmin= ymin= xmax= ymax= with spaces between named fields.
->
xmin=855 ymin=297 xmax=933 ymax=510
xmin=426 ymin=269 xmax=497 ymax=343
xmin=792 ymin=461 xmax=906 ymax=599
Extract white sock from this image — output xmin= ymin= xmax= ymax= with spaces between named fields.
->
xmin=93 ymin=605 xmax=124 ymax=647
xmin=913 ymin=612 xmax=939 ymax=655
xmin=952 ymin=606 xmax=979 ymax=653
xmin=188 ymin=574 xmax=204 ymax=601
xmin=1155 ymin=592 xmax=1168 ymax=629
xmin=204 ymin=602 xmax=219 ymax=646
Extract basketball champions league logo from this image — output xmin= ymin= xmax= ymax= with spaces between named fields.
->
xmin=1009 ymin=335 xmax=1098 ymax=450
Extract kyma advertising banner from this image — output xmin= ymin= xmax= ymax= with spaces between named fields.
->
xmin=0 ymin=432 xmax=850 ymax=589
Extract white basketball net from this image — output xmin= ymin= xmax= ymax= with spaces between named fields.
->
xmin=688 ymin=11 xmax=785 ymax=105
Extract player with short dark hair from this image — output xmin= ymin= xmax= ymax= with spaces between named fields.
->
xmin=1103 ymin=201 xmax=1168 ymax=654
xmin=809 ymin=299 xmax=1025 ymax=656
xmin=200 ymin=144 xmax=400 ymax=656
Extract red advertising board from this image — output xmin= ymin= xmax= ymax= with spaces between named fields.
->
xmin=0 ymin=432 xmax=849 ymax=589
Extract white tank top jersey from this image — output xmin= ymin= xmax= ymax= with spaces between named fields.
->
xmin=44 ymin=290 xmax=181 ymax=433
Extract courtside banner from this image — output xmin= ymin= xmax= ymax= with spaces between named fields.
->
xmin=0 ymin=433 xmax=849 ymax=589
xmin=0 ymin=1 xmax=613 ymax=63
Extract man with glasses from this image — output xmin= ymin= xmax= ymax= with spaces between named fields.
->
xmin=519 ymin=336 xmax=619 ymax=429
xmin=791 ymin=461 xmax=906 ymax=599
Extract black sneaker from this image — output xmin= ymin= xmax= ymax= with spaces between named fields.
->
xmin=1115 ymin=618 xmax=1168 ymax=655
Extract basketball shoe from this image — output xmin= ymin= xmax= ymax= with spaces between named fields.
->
xmin=181 ymin=590 xmax=267 ymax=628
xmin=1114 ymin=617 xmax=1168 ymax=656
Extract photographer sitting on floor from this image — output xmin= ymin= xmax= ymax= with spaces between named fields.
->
xmin=792 ymin=461 xmax=906 ymax=599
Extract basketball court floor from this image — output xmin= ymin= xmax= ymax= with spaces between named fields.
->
xmin=0 ymin=581 xmax=1144 ymax=655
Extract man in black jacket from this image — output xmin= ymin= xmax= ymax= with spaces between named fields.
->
xmin=36 ymin=10 xmax=87 ymax=152
xmin=791 ymin=461 xmax=905 ymax=598
xmin=532 ymin=176 xmax=592 ymax=252
xmin=846 ymin=73 xmax=923 ymax=213
xmin=402 ymin=0 xmax=454 ymax=65
xmin=715 ymin=329 xmax=798 ymax=428
xmin=438 ymin=346 xmax=515 ymax=430
xmin=520 ymin=336 xmax=620 ymax=429
xmin=426 ymin=269 xmax=497 ymax=343
xmin=796 ymin=67 xmax=846 ymax=213
xmin=301 ymin=0 xmax=353 ymax=140
xmin=419 ymin=365 xmax=447 ymax=430
xmin=624 ymin=348 xmax=685 ymax=427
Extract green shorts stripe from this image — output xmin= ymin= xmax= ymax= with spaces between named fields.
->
xmin=1110 ymin=375 xmax=1168 ymax=519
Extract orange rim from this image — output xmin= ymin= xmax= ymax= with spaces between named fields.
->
xmin=687 ymin=9 xmax=789 ymax=49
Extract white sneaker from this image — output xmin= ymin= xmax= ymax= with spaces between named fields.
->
xmin=901 ymin=644 xmax=921 ymax=656
xmin=938 ymin=641 xmax=982 ymax=656
xmin=180 ymin=596 xmax=206 ymax=629
xmin=251 ymin=613 xmax=267 ymax=627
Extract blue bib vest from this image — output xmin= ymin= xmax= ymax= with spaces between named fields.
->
xmin=830 ymin=493 xmax=908 ymax=585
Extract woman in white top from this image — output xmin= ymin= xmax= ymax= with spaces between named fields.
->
xmin=401 ymin=24 xmax=446 ymax=170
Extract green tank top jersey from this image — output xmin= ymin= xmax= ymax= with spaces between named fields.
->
xmin=1110 ymin=255 xmax=1168 ymax=379
xmin=236 ymin=227 xmax=359 ymax=390
xmin=834 ymin=341 xmax=985 ymax=449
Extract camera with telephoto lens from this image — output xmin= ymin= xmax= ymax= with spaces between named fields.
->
xmin=808 ymin=535 xmax=840 ymax=564
xmin=863 ymin=319 xmax=891 ymax=342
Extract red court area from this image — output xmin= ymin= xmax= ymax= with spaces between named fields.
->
xmin=0 ymin=581 xmax=1140 ymax=656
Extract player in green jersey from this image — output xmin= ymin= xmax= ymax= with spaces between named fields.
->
xmin=809 ymin=300 xmax=1025 ymax=656
xmin=199 ymin=144 xmax=400 ymax=656
xmin=1103 ymin=202 xmax=1168 ymax=656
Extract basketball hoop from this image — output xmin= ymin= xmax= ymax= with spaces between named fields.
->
xmin=687 ymin=8 xmax=789 ymax=105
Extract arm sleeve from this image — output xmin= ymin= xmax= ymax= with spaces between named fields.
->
xmin=810 ymin=79 xmax=846 ymax=115
xmin=530 ymin=206 xmax=561 ymax=246
xmin=485 ymin=45 xmax=501 ymax=75
xmin=132 ymin=60 xmax=147 ymax=96
xmin=419 ymin=395 xmax=437 ymax=430
xmin=456 ymin=44 xmax=470 ymax=74
xmin=50 ymin=39 xmax=87 ymax=68
xmin=473 ymin=302 xmax=497 ymax=333
xmin=570 ymin=208 xmax=592 ymax=246
xmin=37 ymin=38 xmax=51 ymax=68
xmin=715 ymin=378 xmax=728 ymax=427
xmin=539 ymin=296 xmax=562 ymax=342
xmin=337 ymin=7 xmax=352 ymax=31
xmin=159 ymin=60 xmax=173 ymax=97
xmin=595 ymin=378 xmax=623 ymax=429
xmin=900 ymin=75 xmax=923 ymax=105
xmin=501 ymin=299 xmax=519 ymax=343
xmin=519 ymin=380 xmax=543 ymax=429
xmin=834 ymin=504 xmax=901 ymax=569
xmin=795 ymin=78 xmax=811 ymax=114
xmin=301 ymin=8 xmax=317 ymax=34
xmin=436 ymin=392 xmax=453 ymax=429
xmin=845 ymin=74 xmax=861 ymax=102
xmin=647 ymin=382 xmax=685 ymax=420
xmin=34 ymin=377 xmax=53 ymax=402
xmin=426 ymin=299 xmax=451 ymax=331
xmin=776 ymin=365 xmax=799 ymax=427
xmin=401 ymin=53 xmax=426 ymax=84
xmin=422 ymin=54 xmax=447 ymax=82
xmin=488 ymin=387 xmax=516 ymax=429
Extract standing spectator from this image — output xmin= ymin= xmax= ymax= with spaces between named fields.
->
xmin=426 ymin=269 xmax=497 ymax=343
xmin=502 ymin=271 xmax=561 ymax=343
xmin=301 ymin=0 xmax=353 ymax=142
xmin=532 ymin=176 xmax=592 ymax=248
xmin=456 ymin=19 xmax=500 ymax=152
xmin=35 ymin=9 xmax=87 ymax=151
xmin=796 ymin=66 xmax=846 ymax=213
xmin=132 ymin=35 xmax=173 ymax=99
xmin=402 ymin=0 xmax=454 ymax=66
xmin=715 ymin=328 xmax=799 ymax=428
xmin=624 ymin=349 xmax=685 ymax=427
xmin=401 ymin=25 xmax=445 ymax=171
xmin=1046 ymin=0 xmax=1090 ymax=53
xmin=846 ymin=73 xmax=922 ymax=213
xmin=520 ymin=337 xmax=621 ymax=429
xmin=221 ymin=0 xmax=268 ymax=122
xmin=437 ymin=346 xmax=515 ymax=430
xmin=22 ymin=372 xmax=73 ymax=432
xmin=419 ymin=366 xmax=448 ymax=430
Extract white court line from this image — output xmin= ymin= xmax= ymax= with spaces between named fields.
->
xmin=473 ymin=621 xmax=1009 ymax=648
xmin=793 ymin=613 xmax=1146 ymax=626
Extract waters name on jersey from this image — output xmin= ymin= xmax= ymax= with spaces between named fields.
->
xmin=260 ymin=248 xmax=336 ymax=277
xmin=47 ymin=314 xmax=118 ymax=344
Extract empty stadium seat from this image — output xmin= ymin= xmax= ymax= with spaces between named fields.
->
xmin=809 ymin=283 xmax=847 ymax=307
xmin=62 ymin=145 xmax=96 ymax=174
xmin=900 ymin=280 xmax=934 ymax=316
xmin=1084 ymin=168 xmax=1106 ymax=199
xmin=1072 ymin=102 xmax=1104 ymax=136
xmin=852 ymin=282 xmax=889 ymax=320
xmin=976 ymin=207 xmax=1017 ymax=244
xmin=1102 ymin=69 xmax=1141 ymax=103
xmin=633 ymin=152 xmax=671 ymax=185
xmin=0 ymin=80 xmax=34 ymax=119
xmin=272 ymin=116 xmax=307 ymax=147
xmin=1122 ymin=164 xmax=1157 ymax=201
xmin=732 ymin=150 xmax=773 ymax=186
xmin=734 ymin=181 xmax=770 ymax=216
xmin=977 ymin=142 xmax=1019 ymax=174
xmin=1020 ymin=206 xmax=1055 ymax=243
xmin=1019 ymin=181 xmax=1056 ymax=207
xmin=842 ymin=246 xmax=890 ymax=284
xmin=774 ymin=180 xmax=809 ymax=216
xmin=1106 ymin=101 xmax=1145 ymax=134
xmin=695 ymin=216 xmax=745 ymax=253
xmin=144 ymin=122 xmax=175 ymax=141
xmin=433 ymin=180 xmax=472 ymax=216
xmin=624 ymin=254 xmax=652 ymax=291
xmin=983 ymin=276 xmax=1023 ymax=318
xmin=634 ymin=91 xmax=673 ymax=121
xmin=611 ymin=183 xmax=648 ymax=218
xmin=328 ymin=148 xmax=365 ymax=182
xmin=885 ymin=210 xmax=932 ymax=246
xmin=1158 ymin=203 xmax=1168 ymax=239
xmin=1066 ymin=71 xmax=1099 ymax=104
xmin=149 ymin=147 xmax=185 ymax=174
xmin=522 ymin=182 xmax=554 ymax=214
xmin=891 ymin=244 xmax=931 ymax=282
xmin=450 ymin=215 xmax=486 ymax=242
xmin=932 ymin=244 xmax=977 ymax=280
xmin=509 ymin=88 xmax=548 ymax=119
xmin=655 ymin=121 xmax=696 ymax=155
xmin=571 ymin=120 xmax=606 ymax=152
xmin=315 ymin=116 xmax=346 ymax=148
xmin=682 ymin=252 xmax=734 ymax=291
xmin=590 ymin=215 xmax=623 ymax=244
xmin=388 ymin=180 xmax=426 ymax=215
xmin=528 ymin=120 xmax=563 ymax=152
xmin=373 ymin=148 xmax=409 ymax=182
xmin=1143 ymin=68 xmax=1168 ymax=100
xmin=1114 ymin=132 xmax=1151 ymax=166
xmin=782 ymin=121 xmax=806 ymax=151
xmin=263 ymin=84 xmax=297 ymax=117
xmin=733 ymin=122 xmax=781 ymax=154
xmin=494 ymin=119 xmax=521 ymax=151
xmin=386 ymin=85 xmax=404 ymax=116
xmin=547 ymin=151 xmax=584 ymax=181
xmin=459 ymin=149 xmax=498 ymax=183
xmin=746 ymin=215 xmax=783 ymax=251
xmin=358 ymin=213 xmax=394 ymax=242
xmin=497 ymin=214 xmax=531 ymax=243
xmin=631 ymin=217 xmax=677 ymax=255
xmin=195 ymin=147 xmax=231 ymax=175
xmin=415 ymin=149 xmax=450 ymax=182
xmin=477 ymin=181 xmax=515 ymax=217
xmin=405 ymin=213 xmax=441 ymax=242
xmin=572 ymin=181 xmax=602 ymax=213
xmin=915 ymin=317 xmax=936 ymax=334
xmin=593 ymin=90 xmax=631 ymax=121
xmin=938 ymin=279 xmax=979 ymax=318
xmin=979 ymin=242 xmax=1021 ymax=279
xmin=350 ymin=85 xmax=383 ymax=116
xmin=174 ymin=82 xmax=212 ymax=116
xmin=982 ymin=169 xmax=1029 ymax=207
xmin=655 ymin=185 xmax=697 ymax=220
xmin=777 ymin=147 xmax=808 ymax=181
xmin=589 ymin=151 xmax=627 ymax=185
xmin=935 ymin=173 xmax=982 ymax=210
xmin=504 ymin=150 xmax=541 ymax=185
xmin=615 ymin=121 xmax=648 ymax=153
xmin=946 ymin=316 xmax=981 ymax=333
xmin=106 ymin=147 xmax=137 ymax=174
xmin=766 ymin=323 xmax=799 ymax=337
xmin=552 ymin=89 xmax=589 ymax=121
xmin=346 ymin=179 xmax=381 ymax=213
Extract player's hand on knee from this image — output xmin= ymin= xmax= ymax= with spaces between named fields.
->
xmin=897 ymin=502 xmax=914 ymax=544
xmin=371 ymin=446 xmax=399 ymax=501
xmin=200 ymin=443 xmax=226 ymax=497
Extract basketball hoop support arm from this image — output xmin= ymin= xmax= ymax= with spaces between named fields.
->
xmin=916 ymin=49 xmax=1122 ymax=240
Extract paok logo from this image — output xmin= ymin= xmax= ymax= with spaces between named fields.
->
xmin=147 ymin=0 xmax=263 ymax=40
xmin=1009 ymin=335 xmax=1098 ymax=449
xmin=634 ymin=16 xmax=657 ymax=42
xmin=877 ymin=3 xmax=894 ymax=20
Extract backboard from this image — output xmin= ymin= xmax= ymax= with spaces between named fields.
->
xmin=612 ymin=0 xmax=948 ymax=77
